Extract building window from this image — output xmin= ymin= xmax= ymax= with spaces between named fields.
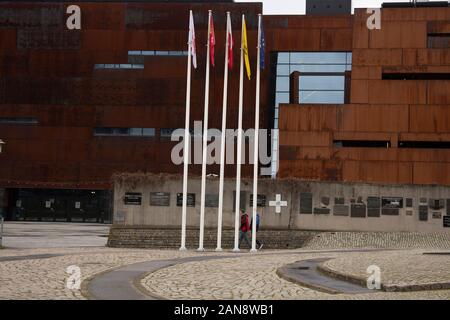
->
xmin=427 ymin=34 xmax=450 ymax=49
xmin=128 ymin=50 xmax=188 ymax=64
xmin=0 ymin=117 xmax=38 ymax=125
xmin=160 ymin=128 xmax=176 ymax=138
xmin=271 ymin=52 xmax=352 ymax=177
xmin=93 ymin=127 xmax=155 ymax=137
xmin=299 ymin=74 xmax=345 ymax=104
xmin=94 ymin=64 xmax=144 ymax=70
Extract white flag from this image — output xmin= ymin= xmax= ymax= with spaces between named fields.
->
xmin=189 ymin=11 xmax=198 ymax=69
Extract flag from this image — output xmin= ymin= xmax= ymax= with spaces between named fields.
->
xmin=189 ymin=11 xmax=197 ymax=69
xmin=242 ymin=16 xmax=251 ymax=80
xmin=210 ymin=13 xmax=215 ymax=67
xmin=260 ymin=17 xmax=265 ymax=70
xmin=227 ymin=14 xmax=233 ymax=70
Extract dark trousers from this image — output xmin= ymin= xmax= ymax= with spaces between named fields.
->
xmin=239 ymin=231 xmax=251 ymax=248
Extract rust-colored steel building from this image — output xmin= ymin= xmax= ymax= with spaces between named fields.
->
xmin=0 ymin=1 xmax=449 ymax=223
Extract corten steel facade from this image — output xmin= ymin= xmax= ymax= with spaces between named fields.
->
xmin=0 ymin=1 xmax=449 ymax=221
xmin=277 ymin=5 xmax=450 ymax=185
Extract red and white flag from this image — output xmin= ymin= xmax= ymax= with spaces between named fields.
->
xmin=209 ymin=13 xmax=215 ymax=67
xmin=227 ymin=14 xmax=233 ymax=70
xmin=189 ymin=11 xmax=197 ymax=69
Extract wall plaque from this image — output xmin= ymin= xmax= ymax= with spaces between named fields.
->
xmin=382 ymin=197 xmax=403 ymax=209
xmin=176 ymin=193 xmax=195 ymax=207
xmin=429 ymin=199 xmax=444 ymax=210
xmin=419 ymin=205 xmax=428 ymax=221
xmin=351 ymin=204 xmax=366 ymax=218
xmin=314 ymin=207 xmax=330 ymax=214
xmin=432 ymin=212 xmax=442 ymax=219
xmin=406 ymin=198 xmax=413 ymax=208
xmin=444 ymin=216 xmax=450 ymax=228
xmin=124 ymin=192 xmax=142 ymax=205
xmin=333 ymin=204 xmax=349 ymax=216
xmin=150 ymin=192 xmax=170 ymax=206
xmin=250 ymin=194 xmax=266 ymax=207
xmin=205 ymin=194 xmax=219 ymax=208
xmin=300 ymin=193 xmax=313 ymax=214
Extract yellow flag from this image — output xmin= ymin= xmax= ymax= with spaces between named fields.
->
xmin=242 ymin=17 xmax=251 ymax=80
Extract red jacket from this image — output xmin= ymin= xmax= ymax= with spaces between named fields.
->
xmin=240 ymin=214 xmax=249 ymax=232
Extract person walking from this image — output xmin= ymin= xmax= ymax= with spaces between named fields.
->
xmin=238 ymin=209 xmax=251 ymax=248
xmin=250 ymin=211 xmax=263 ymax=249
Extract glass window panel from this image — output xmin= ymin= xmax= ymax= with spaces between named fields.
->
xmin=129 ymin=128 xmax=143 ymax=136
xmin=290 ymin=52 xmax=347 ymax=65
xmin=290 ymin=64 xmax=347 ymax=73
xmin=276 ymin=76 xmax=289 ymax=92
xmin=155 ymin=51 xmax=169 ymax=56
xmin=346 ymin=52 xmax=352 ymax=65
xmin=277 ymin=65 xmax=290 ymax=76
xmin=274 ymin=108 xmax=279 ymax=119
xmin=299 ymin=75 xmax=345 ymax=90
xmin=277 ymin=52 xmax=289 ymax=64
xmin=114 ymin=128 xmax=130 ymax=135
xmin=160 ymin=128 xmax=175 ymax=137
xmin=299 ymin=90 xmax=344 ymax=104
xmin=275 ymin=92 xmax=289 ymax=106
xmin=128 ymin=51 xmax=141 ymax=55
xmin=142 ymin=128 xmax=156 ymax=136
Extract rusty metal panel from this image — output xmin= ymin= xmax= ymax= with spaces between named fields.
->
xmin=17 ymin=28 xmax=81 ymax=49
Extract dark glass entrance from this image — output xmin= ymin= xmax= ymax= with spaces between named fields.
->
xmin=6 ymin=188 xmax=112 ymax=223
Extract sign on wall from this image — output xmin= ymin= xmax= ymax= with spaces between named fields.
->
xmin=176 ymin=193 xmax=195 ymax=207
xmin=124 ymin=192 xmax=142 ymax=205
xmin=150 ymin=192 xmax=170 ymax=206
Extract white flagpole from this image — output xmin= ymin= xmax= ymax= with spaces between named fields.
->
xmin=180 ymin=10 xmax=194 ymax=251
xmin=198 ymin=10 xmax=212 ymax=251
xmin=251 ymin=14 xmax=262 ymax=253
xmin=233 ymin=14 xmax=245 ymax=252
xmin=216 ymin=12 xmax=231 ymax=252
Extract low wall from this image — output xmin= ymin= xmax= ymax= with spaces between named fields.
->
xmin=112 ymin=174 xmax=450 ymax=233
xmin=107 ymin=226 xmax=319 ymax=249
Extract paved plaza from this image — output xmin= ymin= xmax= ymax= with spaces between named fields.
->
xmin=0 ymin=222 xmax=449 ymax=300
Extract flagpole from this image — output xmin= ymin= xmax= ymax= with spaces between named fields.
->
xmin=198 ymin=10 xmax=212 ymax=252
xmin=251 ymin=14 xmax=262 ymax=253
xmin=233 ymin=14 xmax=245 ymax=252
xmin=180 ymin=10 xmax=194 ymax=251
xmin=216 ymin=12 xmax=231 ymax=252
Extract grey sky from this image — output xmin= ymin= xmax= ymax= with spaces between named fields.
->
xmin=235 ymin=0 xmax=444 ymax=15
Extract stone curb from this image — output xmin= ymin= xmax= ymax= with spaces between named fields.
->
xmin=276 ymin=264 xmax=340 ymax=295
xmin=317 ymin=262 xmax=450 ymax=292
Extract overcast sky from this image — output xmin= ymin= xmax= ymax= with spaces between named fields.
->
xmin=235 ymin=0 xmax=444 ymax=15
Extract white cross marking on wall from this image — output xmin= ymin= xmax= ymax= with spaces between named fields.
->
xmin=269 ymin=194 xmax=287 ymax=213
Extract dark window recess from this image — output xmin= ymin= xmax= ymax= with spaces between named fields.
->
xmin=0 ymin=117 xmax=38 ymax=125
xmin=399 ymin=141 xmax=450 ymax=149
xmin=94 ymin=127 xmax=155 ymax=137
xmin=382 ymin=73 xmax=450 ymax=80
xmin=427 ymin=34 xmax=450 ymax=49
xmin=333 ymin=140 xmax=391 ymax=148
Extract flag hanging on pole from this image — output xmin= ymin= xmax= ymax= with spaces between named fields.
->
xmin=260 ymin=17 xmax=265 ymax=70
xmin=227 ymin=14 xmax=233 ymax=70
xmin=210 ymin=13 xmax=216 ymax=67
xmin=189 ymin=11 xmax=197 ymax=69
xmin=242 ymin=16 xmax=251 ymax=80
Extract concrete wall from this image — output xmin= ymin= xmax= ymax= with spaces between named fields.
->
xmin=113 ymin=174 xmax=450 ymax=233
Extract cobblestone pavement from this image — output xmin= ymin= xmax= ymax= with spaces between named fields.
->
xmin=322 ymin=250 xmax=450 ymax=290
xmin=0 ymin=247 xmax=232 ymax=300
xmin=141 ymin=250 xmax=450 ymax=300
